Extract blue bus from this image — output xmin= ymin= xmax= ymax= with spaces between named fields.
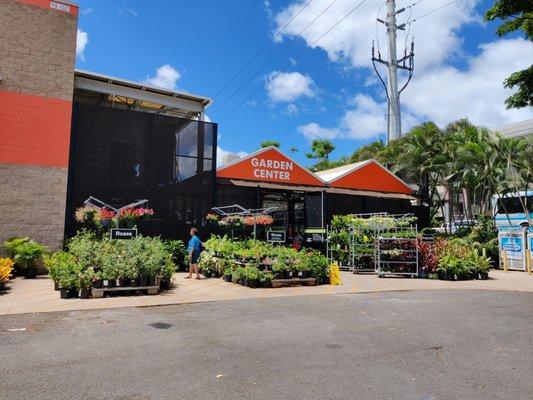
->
xmin=492 ymin=191 xmax=533 ymax=229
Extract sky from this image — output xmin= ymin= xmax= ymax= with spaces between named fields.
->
xmin=75 ymin=0 xmax=533 ymax=167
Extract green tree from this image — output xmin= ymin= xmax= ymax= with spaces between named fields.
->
xmin=346 ymin=140 xmax=386 ymax=163
xmin=260 ymin=140 xmax=280 ymax=148
xmin=485 ymin=0 xmax=533 ymax=108
xmin=306 ymin=139 xmax=335 ymax=162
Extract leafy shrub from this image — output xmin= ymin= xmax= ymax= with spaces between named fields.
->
xmin=4 ymin=237 xmax=30 ymax=260
xmin=12 ymin=240 xmax=47 ymax=276
xmin=47 ymin=235 xmax=174 ymax=290
xmin=163 ymin=240 xmax=187 ymax=270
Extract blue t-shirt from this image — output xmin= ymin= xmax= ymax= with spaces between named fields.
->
xmin=188 ymin=235 xmax=201 ymax=254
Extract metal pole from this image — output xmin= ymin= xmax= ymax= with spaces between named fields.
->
xmin=386 ymin=0 xmax=401 ymax=141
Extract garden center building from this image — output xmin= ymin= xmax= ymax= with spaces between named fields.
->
xmin=216 ymin=147 xmax=422 ymax=242
xmin=0 ymin=0 xmax=424 ymax=250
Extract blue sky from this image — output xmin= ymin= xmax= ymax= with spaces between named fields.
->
xmin=75 ymin=0 xmax=533 ymax=167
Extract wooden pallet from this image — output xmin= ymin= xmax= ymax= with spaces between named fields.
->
xmin=92 ymin=285 xmax=159 ymax=298
xmin=271 ymin=278 xmax=316 ymax=288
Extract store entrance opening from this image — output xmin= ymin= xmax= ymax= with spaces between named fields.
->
xmin=261 ymin=190 xmax=306 ymax=244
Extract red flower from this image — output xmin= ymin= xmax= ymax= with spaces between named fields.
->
xmin=99 ymin=208 xmax=116 ymax=220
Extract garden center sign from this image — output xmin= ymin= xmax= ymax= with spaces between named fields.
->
xmin=217 ymin=147 xmax=324 ymax=186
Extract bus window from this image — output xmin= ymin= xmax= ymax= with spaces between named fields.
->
xmin=497 ymin=196 xmax=533 ymax=214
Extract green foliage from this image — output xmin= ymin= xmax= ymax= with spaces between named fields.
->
xmin=485 ymin=0 xmax=533 ymax=109
xmin=306 ymin=139 xmax=335 ymax=168
xmin=503 ymin=65 xmax=533 ymax=108
xmin=201 ymin=236 xmax=330 ymax=279
xmin=435 ymin=239 xmax=493 ymax=277
xmin=3 ymin=237 xmax=30 ymax=259
xmin=485 ymin=0 xmax=533 ymax=39
xmin=12 ymin=240 xmax=47 ymax=271
xmin=260 ymin=140 xmax=280 ymax=148
xmin=49 ymin=235 xmax=174 ymax=289
xmin=163 ymin=240 xmax=187 ymax=269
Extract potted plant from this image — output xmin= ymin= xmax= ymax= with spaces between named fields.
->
xmin=223 ymin=268 xmax=232 ymax=282
xmin=78 ymin=268 xmax=95 ymax=299
xmin=4 ymin=237 xmax=30 ymax=275
xmin=75 ymin=205 xmax=101 ymax=226
xmin=56 ymin=259 xmax=81 ymax=299
xmin=118 ymin=208 xmax=138 ymax=228
xmin=244 ymin=266 xmax=260 ymax=288
xmin=0 ymin=257 xmax=14 ymax=291
xmin=259 ymin=271 xmax=273 ymax=288
xmin=99 ymin=208 xmax=116 ymax=229
xmin=13 ymin=240 xmax=47 ymax=279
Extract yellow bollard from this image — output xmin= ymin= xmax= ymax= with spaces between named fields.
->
xmin=527 ymin=252 xmax=532 ymax=275
xmin=501 ymin=250 xmax=508 ymax=272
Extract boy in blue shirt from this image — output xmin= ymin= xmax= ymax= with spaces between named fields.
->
xmin=186 ymin=227 xmax=202 ymax=279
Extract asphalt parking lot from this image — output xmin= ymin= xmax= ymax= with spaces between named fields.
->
xmin=1 ymin=289 xmax=532 ymax=400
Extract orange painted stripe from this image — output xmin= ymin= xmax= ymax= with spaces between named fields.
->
xmin=0 ymin=91 xmax=72 ymax=167
xmin=16 ymin=0 xmax=78 ymax=16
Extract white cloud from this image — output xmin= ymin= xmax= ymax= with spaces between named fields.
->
xmin=266 ymin=71 xmax=315 ymax=102
xmin=340 ymin=94 xmax=387 ymax=139
xmin=217 ymin=147 xmax=248 ymax=167
xmin=298 ymin=94 xmax=419 ymax=141
xmin=277 ymin=0 xmax=533 ymax=135
xmin=274 ymin=0 xmax=479 ymax=74
xmin=298 ymin=122 xmax=339 ymax=140
xmin=402 ymin=38 xmax=533 ymax=128
xmin=76 ymin=29 xmax=89 ymax=61
xmin=145 ymin=65 xmax=181 ymax=90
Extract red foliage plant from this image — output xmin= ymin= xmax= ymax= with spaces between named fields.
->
xmin=417 ymin=239 xmax=438 ymax=273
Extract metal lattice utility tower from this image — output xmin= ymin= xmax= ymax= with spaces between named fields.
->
xmin=372 ymin=0 xmax=415 ymax=144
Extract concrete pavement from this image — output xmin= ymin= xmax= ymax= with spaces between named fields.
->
xmin=1 ymin=290 xmax=532 ymax=400
xmin=0 ymin=270 xmax=531 ymax=315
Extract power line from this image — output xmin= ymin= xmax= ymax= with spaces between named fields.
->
xmin=211 ymin=0 xmax=343 ymax=115
xmin=406 ymin=0 xmax=459 ymax=25
xmin=205 ymin=0 xmax=316 ymax=99
xmin=218 ymin=0 xmax=369 ymax=123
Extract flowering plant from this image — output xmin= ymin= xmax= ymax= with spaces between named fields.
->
xmin=219 ymin=215 xmax=245 ymax=227
xmin=243 ymin=215 xmax=274 ymax=226
xmin=133 ymin=207 xmax=154 ymax=220
xmin=99 ymin=208 xmax=116 ymax=220
xmin=206 ymin=213 xmax=220 ymax=223
xmin=75 ymin=206 xmax=101 ymax=223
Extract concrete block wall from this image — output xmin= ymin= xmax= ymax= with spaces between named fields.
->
xmin=0 ymin=0 xmax=78 ymax=250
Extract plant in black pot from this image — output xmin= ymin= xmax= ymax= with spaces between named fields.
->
xmin=44 ymin=251 xmax=72 ymax=290
xmin=13 ymin=240 xmax=47 ymax=279
xmin=244 ymin=266 xmax=260 ymax=288
xmin=258 ymin=271 xmax=273 ymax=288
xmin=4 ymin=237 xmax=30 ymax=275
xmin=232 ymin=266 xmax=245 ymax=284
xmin=78 ymin=268 xmax=95 ymax=299
xmin=56 ymin=258 xmax=83 ymax=299
xmin=223 ymin=268 xmax=232 ymax=282
xmin=466 ymin=248 xmax=491 ymax=280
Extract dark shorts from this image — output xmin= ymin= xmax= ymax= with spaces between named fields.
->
xmin=190 ymin=251 xmax=200 ymax=264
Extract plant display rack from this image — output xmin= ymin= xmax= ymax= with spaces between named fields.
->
xmin=326 ymin=225 xmax=352 ymax=271
xmin=350 ymin=225 xmax=377 ymax=273
xmin=327 ymin=213 xmax=418 ymax=275
xmin=376 ymin=226 xmax=419 ymax=278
